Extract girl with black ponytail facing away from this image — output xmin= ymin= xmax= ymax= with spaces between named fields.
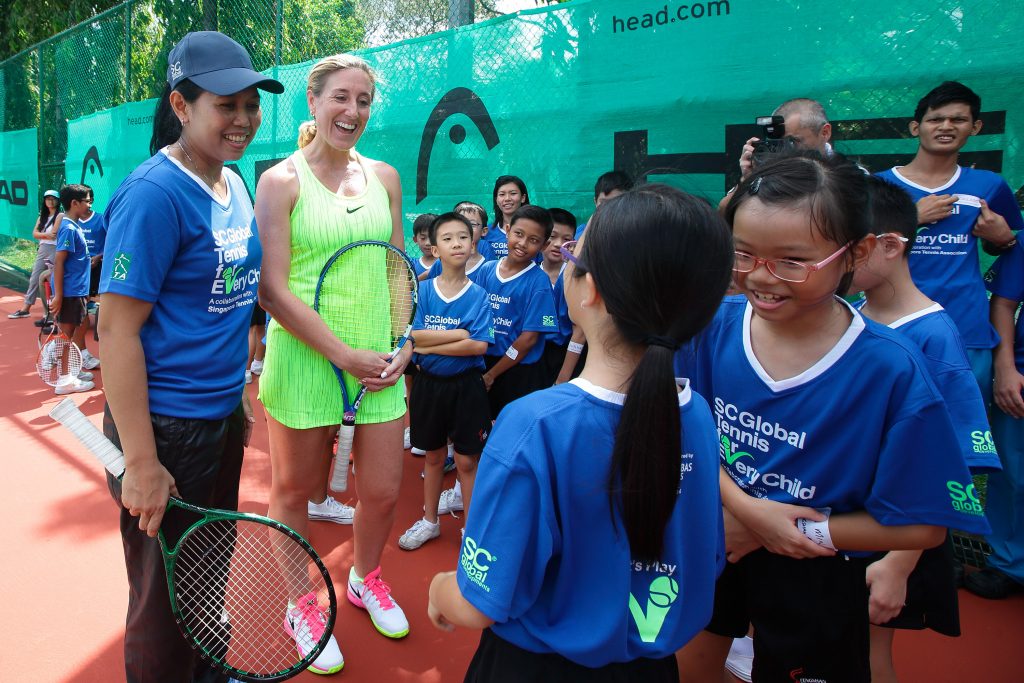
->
xmin=428 ymin=185 xmax=732 ymax=682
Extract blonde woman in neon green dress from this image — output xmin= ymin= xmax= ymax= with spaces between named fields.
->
xmin=256 ymin=55 xmax=412 ymax=668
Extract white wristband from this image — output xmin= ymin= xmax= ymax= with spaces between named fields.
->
xmin=795 ymin=508 xmax=836 ymax=551
xmin=567 ymin=341 xmax=584 ymax=354
xmin=505 ymin=346 xmax=519 ymax=361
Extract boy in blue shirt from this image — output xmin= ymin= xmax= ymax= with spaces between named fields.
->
xmin=400 ymin=213 xmax=494 ymax=550
xmin=971 ymin=241 xmax=1024 ymax=599
xmin=574 ymin=170 xmax=633 ymax=239
xmin=539 ymin=208 xmax=577 ymax=386
xmin=877 ymin=81 xmax=1023 ymax=401
xmin=411 ymin=213 xmax=438 ymax=278
xmin=477 ymin=205 xmax=558 ymax=418
xmin=852 ymin=175 xmax=999 ymax=680
xmin=77 ymin=185 xmax=104 ymax=369
xmin=52 ymin=184 xmax=96 ymax=395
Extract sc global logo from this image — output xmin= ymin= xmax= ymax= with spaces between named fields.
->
xmin=416 ymin=87 xmax=499 ymax=203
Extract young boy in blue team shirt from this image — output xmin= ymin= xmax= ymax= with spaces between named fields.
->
xmin=411 ymin=213 xmax=438 ymax=278
xmin=971 ymin=240 xmax=1024 ymax=600
xmin=77 ymin=185 xmax=104 ymax=369
xmin=539 ymin=208 xmax=577 ymax=386
xmin=399 ymin=213 xmax=494 ymax=551
xmin=477 ymin=205 xmax=558 ymax=418
xmin=574 ymin=170 xmax=634 ymax=239
xmin=51 ymin=184 xmax=96 ymax=395
xmin=852 ymin=176 xmax=1000 ymax=681
xmin=877 ymin=81 xmax=1023 ymax=401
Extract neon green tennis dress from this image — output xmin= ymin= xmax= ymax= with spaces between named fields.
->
xmin=259 ymin=150 xmax=406 ymax=429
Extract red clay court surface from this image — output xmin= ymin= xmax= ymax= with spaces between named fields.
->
xmin=1 ymin=287 xmax=1020 ymax=682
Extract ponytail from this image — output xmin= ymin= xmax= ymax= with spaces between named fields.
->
xmin=573 ymin=185 xmax=732 ymax=562
xmin=150 ymin=80 xmax=204 ymax=155
xmin=297 ymin=120 xmax=317 ymax=149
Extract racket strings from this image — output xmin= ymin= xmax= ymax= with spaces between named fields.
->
xmin=173 ymin=518 xmax=331 ymax=676
xmin=35 ymin=336 xmax=83 ymax=386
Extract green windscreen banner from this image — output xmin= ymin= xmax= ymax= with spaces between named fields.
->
xmin=61 ymin=0 xmax=1024 ymax=246
xmin=65 ymin=99 xmax=157 ymax=214
xmin=0 ymin=128 xmax=39 ymax=238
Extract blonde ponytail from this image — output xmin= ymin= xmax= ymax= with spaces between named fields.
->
xmin=297 ymin=120 xmax=317 ymax=149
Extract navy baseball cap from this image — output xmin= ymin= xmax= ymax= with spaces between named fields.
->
xmin=167 ymin=31 xmax=283 ymax=95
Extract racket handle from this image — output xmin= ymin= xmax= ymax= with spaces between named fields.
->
xmin=330 ymin=426 xmax=354 ymax=492
xmin=49 ymin=398 xmax=126 ymax=477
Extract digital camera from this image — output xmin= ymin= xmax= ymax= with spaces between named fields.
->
xmin=752 ymin=115 xmax=797 ymax=165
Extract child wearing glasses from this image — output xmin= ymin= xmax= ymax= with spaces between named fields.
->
xmin=850 ymin=175 xmax=999 ymax=682
xmin=675 ymin=153 xmax=990 ymax=683
xmin=428 ymin=184 xmax=731 ymax=682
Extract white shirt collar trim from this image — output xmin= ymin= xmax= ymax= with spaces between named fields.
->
xmin=889 ymin=302 xmax=944 ymax=329
xmin=891 ymin=165 xmax=962 ymax=194
xmin=432 ymin=277 xmax=474 ymax=304
xmin=569 ymin=377 xmax=692 ymax=407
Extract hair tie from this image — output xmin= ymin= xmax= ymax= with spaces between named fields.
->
xmin=750 ymin=176 xmax=763 ymax=194
xmin=645 ymin=336 xmax=678 ymax=351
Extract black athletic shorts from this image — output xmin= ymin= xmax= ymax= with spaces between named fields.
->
xmin=706 ymin=549 xmax=873 ymax=683
xmin=89 ymin=261 xmax=101 ymax=297
xmin=872 ymin=533 xmax=960 ymax=636
xmin=464 ymin=628 xmax=678 ymax=683
xmin=540 ymin=340 xmax=567 ymax=386
xmin=409 ymin=369 xmax=491 ymax=455
xmin=250 ymin=300 xmax=266 ymax=327
xmin=57 ymin=295 xmax=88 ymax=326
xmin=484 ymin=355 xmax=547 ymax=419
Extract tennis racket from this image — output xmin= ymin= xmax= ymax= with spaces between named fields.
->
xmin=313 ymin=240 xmax=417 ymax=493
xmin=48 ymin=399 xmax=338 ymax=682
xmin=36 ymin=324 xmax=82 ymax=387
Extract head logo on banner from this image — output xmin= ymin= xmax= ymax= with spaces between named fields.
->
xmin=0 ymin=128 xmax=39 ymax=239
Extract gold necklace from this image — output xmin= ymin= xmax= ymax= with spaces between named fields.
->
xmin=176 ymin=139 xmax=221 ymax=189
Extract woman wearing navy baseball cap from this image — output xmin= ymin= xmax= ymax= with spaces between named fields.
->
xmin=97 ymin=32 xmax=295 ymax=683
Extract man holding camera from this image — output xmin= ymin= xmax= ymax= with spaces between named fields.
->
xmin=738 ymin=98 xmax=833 ymax=179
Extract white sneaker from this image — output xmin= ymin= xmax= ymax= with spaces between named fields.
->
xmin=437 ymin=487 xmax=463 ymax=515
xmin=77 ymin=370 xmax=94 ymax=382
xmin=398 ymin=518 xmax=440 ymax=550
xmin=244 ymin=371 xmax=252 ymax=384
xmin=724 ymin=635 xmax=754 ymax=683
xmin=81 ymin=350 xmax=100 ymax=370
xmin=250 ymin=359 xmax=264 ymax=375
xmin=308 ymin=496 xmax=354 ymax=525
xmin=55 ymin=377 xmax=94 ymax=395
xmin=403 ymin=426 xmax=411 ymax=450
xmin=284 ymin=593 xmax=344 ymax=675
xmin=347 ymin=567 xmax=409 ymax=638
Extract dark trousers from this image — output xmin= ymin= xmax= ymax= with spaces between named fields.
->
xmin=104 ymin=403 xmax=245 ymax=683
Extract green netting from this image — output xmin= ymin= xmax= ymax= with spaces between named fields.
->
xmin=3 ymin=0 xmax=1024 ymax=242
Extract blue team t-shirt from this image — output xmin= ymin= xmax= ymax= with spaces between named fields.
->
xmin=56 ymin=217 xmax=91 ymax=297
xmin=548 ymin=266 xmax=572 ymax=346
xmin=877 ymin=166 xmax=1024 ymax=349
xmin=482 ymin=225 xmax=508 ymax=260
xmin=986 ymin=240 xmax=1024 ymax=372
xmin=476 ymin=237 xmax=495 ymax=261
xmin=425 ymin=255 xmax=487 ymax=285
xmin=100 ymin=152 xmax=261 ymax=420
xmin=477 ymin=259 xmax=558 ymax=364
xmin=458 ymin=378 xmax=724 ymax=667
xmin=887 ymin=304 xmax=1000 ymax=473
xmin=677 ymin=296 xmax=990 ymax=537
xmin=412 ymin=256 xmax=434 ymax=279
xmin=413 ymin=279 xmax=494 ymax=376
xmin=79 ymin=211 xmax=106 ymax=257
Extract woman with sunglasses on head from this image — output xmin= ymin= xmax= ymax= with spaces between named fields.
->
xmin=98 ymin=31 xmax=281 ymax=683
xmin=8 ymin=190 xmax=63 ymax=321
xmin=428 ymin=184 xmax=731 ymax=682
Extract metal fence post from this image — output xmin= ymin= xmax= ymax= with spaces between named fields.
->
xmin=449 ymin=0 xmax=475 ymax=29
xmin=275 ymin=0 xmax=283 ymax=65
xmin=124 ymin=1 xmax=133 ymax=102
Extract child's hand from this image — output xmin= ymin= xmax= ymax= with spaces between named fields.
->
xmin=972 ymin=199 xmax=1015 ymax=245
xmin=916 ymin=194 xmax=958 ymax=224
xmin=994 ymin=366 xmax=1024 ymax=418
xmin=865 ymin=556 xmax=911 ymax=625
xmin=481 ymin=373 xmax=495 ymax=391
xmin=50 ymin=295 xmax=62 ymax=315
xmin=733 ymin=497 xmax=836 ymax=559
xmin=723 ymin=506 xmax=761 ymax=563
xmin=428 ymin=571 xmax=457 ymax=632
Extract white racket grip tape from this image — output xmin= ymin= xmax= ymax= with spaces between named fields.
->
xmin=330 ymin=426 xmax=354 ymax=492
xmin=49 ymin=398 xmax=126 ymax=477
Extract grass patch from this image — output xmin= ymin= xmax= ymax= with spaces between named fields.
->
xmin=0 ymin=235 xmax=36 ymax=272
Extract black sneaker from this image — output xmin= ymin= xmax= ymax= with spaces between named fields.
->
xmin=34 ymin=317 xmax=49 ymax=327
xmin=7 ymin=309 xmax=29 ymax=319
xmin=964 ymin=567 xmax=1024 ymax=599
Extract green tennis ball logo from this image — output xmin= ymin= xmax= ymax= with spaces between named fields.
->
xmin=648 ymin=576 xmax=679 ymax=608
xmin=628 ymin=575 xmax=680 ymax=643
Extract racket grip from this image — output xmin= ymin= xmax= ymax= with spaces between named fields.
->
xmin=330 ymin=426 xmax=354 ymax=492
xmin=49 ymin=398 xmax=126 ymax=477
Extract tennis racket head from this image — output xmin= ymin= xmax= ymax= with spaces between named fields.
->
xmin=313 ymin=240 xmax=418 ymax=363
xmin=166 ymin=504 xmax=337 ymax=681
xmin=35 ymin=326 xmax=83 ymax=386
